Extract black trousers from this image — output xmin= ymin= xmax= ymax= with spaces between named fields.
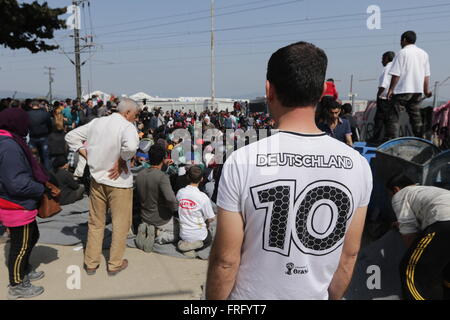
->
xmin=8 ymin=220 xmax=40 ymax=286
xmin=386 ymin=93 xmax=423 ymax=139
xmin=371 ymin=99 xmax=392 ymax=142
xmin=399 ymin=221 xmax=450 ymax=300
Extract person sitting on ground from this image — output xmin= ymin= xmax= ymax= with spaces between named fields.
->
xmin=51 ymin=155 xmax=85 ymax=205
xmin=135 ymin=144 xmax=178 ymax=252
xmin=387 ymin=174 xmax=450 ymax=300
xmin=176 ymin=165 xmax=215 ymax=258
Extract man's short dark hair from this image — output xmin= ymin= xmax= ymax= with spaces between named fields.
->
xmin=401 ymin=31 xmax=416 ymax=44
xmin=267 ymin=41 xmax=328 ymax=108
xmin=148 ymin=144 xmax=166 ymax=166
xmin=327 ymin=78 xmax=334 ymax=83
xmin=342 ymin=103 xmax=352 ymax=114
xmin=187 ymin=165 xmax=203 ymax=184
xmin=386 ymin=174 xmax=415 ymax=192
xmin=383 ymin=51 xmax=395 ymax=62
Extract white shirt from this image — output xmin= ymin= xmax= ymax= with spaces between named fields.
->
xmin=65 ymin=113 xmax=139 ymax=188
xmin=378 ymin=62 xmax=393 ymax=99
xmin=176 ymin=185 xmax=215 ymax=242
xmin=391 ymin=185 xmax=450 ymax=235
xmin=217 ymin=131 xmax=373 ymax=300
xmin=389 ymin=44 xmax=431 ymax=94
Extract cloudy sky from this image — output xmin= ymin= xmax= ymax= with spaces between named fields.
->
xmin=1 ymin=0 xmax=449 ymax=102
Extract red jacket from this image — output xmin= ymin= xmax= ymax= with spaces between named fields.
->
xmin=324 ymin=81 xmax=338 ymax=100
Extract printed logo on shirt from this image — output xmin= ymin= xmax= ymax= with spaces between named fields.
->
xmin=256 ymin=153 xmax=353 ymax=169
xmin=285 ymin=263 xmax=309 ymax=275
xmin=179 ymin=199 xmax=197 ymax=210
xmin=250 ymin=179 xmax=354 ymax=257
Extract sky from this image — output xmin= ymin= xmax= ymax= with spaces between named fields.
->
xmin=1 ymin=0 xmax=450 ymax=101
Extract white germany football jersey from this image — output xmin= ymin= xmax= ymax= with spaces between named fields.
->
xmin=217 ymin=131 xmax=373 ymax=300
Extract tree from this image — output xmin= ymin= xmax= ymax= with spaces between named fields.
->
xmin=0 ymin=0 xmax=67 ymax=53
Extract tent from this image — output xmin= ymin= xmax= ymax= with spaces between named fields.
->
xmin=129 ymin=92 xmax=154 ymax=101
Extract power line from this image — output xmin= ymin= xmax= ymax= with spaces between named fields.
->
xmin=93 ymin=0 xmax=278 ymax=30
xmin=95 ymin=0 xmax=304 ymax=37
xmin=94 ymin=2 xmax=450 ymax=39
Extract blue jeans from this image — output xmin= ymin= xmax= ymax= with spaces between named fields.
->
xmin=29 ymin=136 xmax=51 ymax=171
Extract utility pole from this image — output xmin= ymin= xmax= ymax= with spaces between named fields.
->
xmin=210 ymin=0 xmax=215 ymax=111
xmin=349 ymin=74 xmax=356 ymax=107
xmin=433 ymin=81 xmax=439 ymax=109
xmin=73 ymin=0 xmax=82 ymax=101
xmin=44 ymin=66 xmax=55 ymax=103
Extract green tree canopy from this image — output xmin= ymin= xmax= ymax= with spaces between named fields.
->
xmin=0 ymin=0 xmax=67 ymax=53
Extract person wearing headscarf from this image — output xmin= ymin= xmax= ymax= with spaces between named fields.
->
xmin=0 ymin=108 xmax=47 ymax=299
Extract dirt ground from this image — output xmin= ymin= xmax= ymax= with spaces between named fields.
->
xmin=0 ymin=242 xmax=208 ymax=300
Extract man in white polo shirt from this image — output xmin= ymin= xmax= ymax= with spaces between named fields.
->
xmin=66 ymin=98 xmax=139 ymax=276
xmin=387 ymin=30 xmax=432 ymax=139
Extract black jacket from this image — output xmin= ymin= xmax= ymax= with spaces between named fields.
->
xmin=52 ymin=169 xmax=81 ymax=205
xmin=48 ymin=130 xmax=67 ymax=157
xmin=27 ymin=109 xmax=52 ymax=138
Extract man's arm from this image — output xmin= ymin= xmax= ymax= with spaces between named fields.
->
xmin=401 ymin=233 xmax=419 ymax=248
xmin=345 ymin=134 xmax=353 ymax=146
xmin=120 ymin=125 xmax=139 ymax=161
xmin=328 ymin=206 xmax=367 ymax=300
xmin=377 ymin=87 xmax=385 ymax=99
xmin=206 ymin=207 xmax=244 ymax=300
xmin=160 ymin=175 xmax=178 ymax=211
xmin=65 ymin=122 xmax=90 ymax=154
xmin=387 ymin=75 xmax=400 ymax=100
xmin=423 ymin=76 xmax=432 ymax=98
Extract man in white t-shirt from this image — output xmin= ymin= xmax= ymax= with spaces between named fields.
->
xmin=369 ymin=51 xmax=395 ymax=143
xmin=387 ymin=31 xmax=432 ymax=138
xmin=205 ymin=42 xmax=373 ymax=300
xmin=387 ymin=175 xmax=450 ymax=300
xmin=176 ymin=165 xmax=215 ymax=258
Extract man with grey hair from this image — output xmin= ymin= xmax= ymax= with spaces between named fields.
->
xmin=66 ymin=98 xmax=140 ymax=276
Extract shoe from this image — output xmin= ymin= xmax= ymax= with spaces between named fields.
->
xmin=143 ymin=224 xmax=155 ymax=253
xmin=134 ymin=222 xmax=147 ymax=251
xmin=135 ymin=222 xmax=155 ymax=253
xmin=27 ymin=270 xmax=45 ymax=282
xmin=107 ymin=259 xmax=128 ymax=276
xmin=182 ymin=250 xmax=197 ymax=259
xmin=7 ymin=279 xmax=44 ymax=300
xmin=84 ymin=264 xmax=99 ymax=276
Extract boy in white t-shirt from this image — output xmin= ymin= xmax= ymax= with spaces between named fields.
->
xmin=176 ymin=165 xmax=215 ymax=258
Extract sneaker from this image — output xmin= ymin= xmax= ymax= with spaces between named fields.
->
xmin=7 ymin=279 xmax=44 ymax=300
xmin=107 ymin=259 xmax=128 ymax=276
xmin=27 ymin=270 xmax=45 ymax=282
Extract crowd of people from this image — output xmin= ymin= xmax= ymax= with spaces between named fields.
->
xmin=0 ymin=30 xmax=449 ymax=301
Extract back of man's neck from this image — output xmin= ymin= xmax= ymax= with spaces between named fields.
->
xmin=276 ymin=106 xmax=322 ymax=134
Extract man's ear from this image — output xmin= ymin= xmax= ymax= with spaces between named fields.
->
xmin=266 ymin=80 xmax=274 ymax=102
xmin=321 ymin=81 xmax=327 ymax=100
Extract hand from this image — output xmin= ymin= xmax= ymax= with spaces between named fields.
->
xmin=79 ymin=148 xmax=88 ymax=160
xmin=108 ymin=158 xmax=129 ymax=180
xmin=424 ymin=90 xmax=433 ymax=98
xmin=163 ymin=158 xmax=174 ymax=166
xmin=387 ymin=89 xmax=394 ymax=101
xmin=391 ymin=221 xmax=400 ymax=230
